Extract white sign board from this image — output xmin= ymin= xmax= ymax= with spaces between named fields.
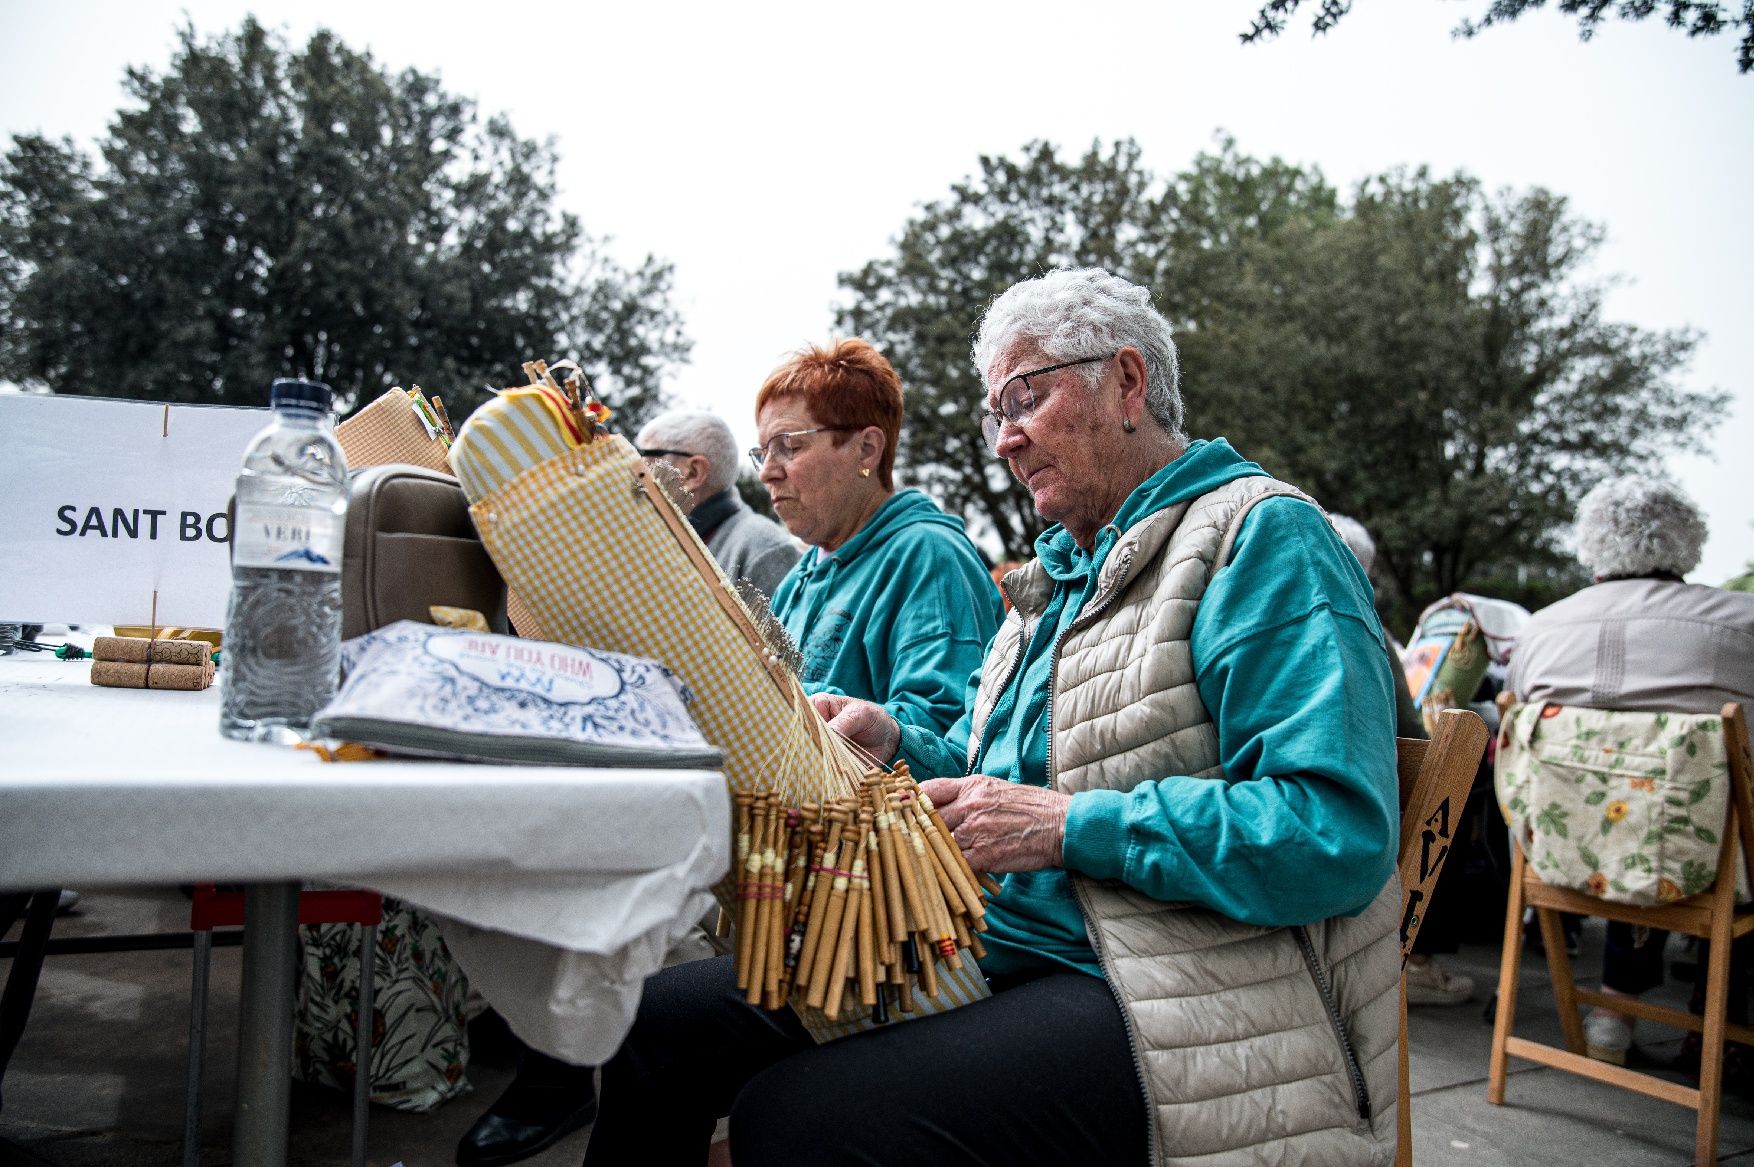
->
xmin=0 ymin=395 xmax=272 ymax=627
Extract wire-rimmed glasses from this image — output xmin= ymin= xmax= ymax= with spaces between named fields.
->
xmin=978 ymin=352 xmax=1116 ymax=454
xmin=746 ymin=427 xmax=853 ymax=473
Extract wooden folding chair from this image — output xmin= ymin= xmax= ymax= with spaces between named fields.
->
xmin=1394 ymin=707 xmax=1491 ymax=1167
xmin=1487 ymin=701 xmax=1754 ymax=1165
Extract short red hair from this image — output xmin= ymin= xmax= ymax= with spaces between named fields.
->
xmin=755 ymin=338 xmax=902 ymax=491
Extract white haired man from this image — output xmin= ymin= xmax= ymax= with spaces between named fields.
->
xmin=1509 ymin=475 xmax=1754 ymax=1071
xmin=636 ymin=409 xmax=801 ymax=599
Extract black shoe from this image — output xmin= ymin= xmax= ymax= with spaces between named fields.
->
xmin=455 ymin=1079 xmax=598 ymax=1167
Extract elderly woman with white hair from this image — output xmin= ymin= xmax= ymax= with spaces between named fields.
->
xmin=1508 ymin=475 xmax=1754 ymax=1070
xmin=582 ymin=269 xmax=1404 ymax=1167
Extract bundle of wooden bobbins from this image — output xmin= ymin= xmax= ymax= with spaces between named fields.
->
xmin=731 ymin=763 xmax=1002 ymax=1022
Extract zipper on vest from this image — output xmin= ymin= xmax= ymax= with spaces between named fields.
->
xmin=1047 ymin=543 xmax=1158 ymax=1162
xmin=1292 ymin=924 xmax=1373 ymax=1122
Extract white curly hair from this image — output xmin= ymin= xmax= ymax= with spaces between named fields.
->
xmin=1573 ymin=475 xmax=1707 ymax=579
xmin=1328 ymin=514 xmax=1376 ymax=576
xmin=971 ymin=268 xmax=1185 ymax=439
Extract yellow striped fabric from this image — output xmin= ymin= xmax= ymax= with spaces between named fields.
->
xmin=451 ymin=388 xmax=580 ymax=503
xmin=795 ymin=955 xmax=991 ymax=1041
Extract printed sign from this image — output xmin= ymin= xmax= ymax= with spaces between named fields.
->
xmin=0 ymin=394 xmax=272 ymax=626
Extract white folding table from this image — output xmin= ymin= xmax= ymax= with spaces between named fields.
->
xmin=0 ymin=657 xmax=729 ymax=1166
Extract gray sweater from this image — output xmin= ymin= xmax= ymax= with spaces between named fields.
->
xmin=1508 ymin=577 xmax=1754 ymax=713
xmin=689 ymin=489 xmax=800 ymax=602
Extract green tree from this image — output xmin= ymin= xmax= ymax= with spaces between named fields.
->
xmin=0 ymin=19 xmax=689 ymax=427
xmin=837 ymin=139 xmax=1161 ymax=556
xmin=837 ymin=137 xmax=1724 ymax=628
xmin=1243 ymin=1 xmax=1754 ymax=74
xmin=1195 ymin=167 xmax=1715 ymax=628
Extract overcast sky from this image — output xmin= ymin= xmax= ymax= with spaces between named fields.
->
xmin=3 ymin=2 xmax=1750 ymax=588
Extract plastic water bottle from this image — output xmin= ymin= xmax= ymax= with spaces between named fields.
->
xmin=219 ymin=379 xmax=349 ymax=742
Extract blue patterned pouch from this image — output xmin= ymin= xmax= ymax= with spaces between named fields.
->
xmin=311 ymin=620 xmax=723 ymax=768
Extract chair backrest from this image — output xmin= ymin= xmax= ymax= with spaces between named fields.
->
xmin=1495 ymin=696 xmax=1754 ymax=907
xmin=1396 ymin=708 xmax=1489 ymax=965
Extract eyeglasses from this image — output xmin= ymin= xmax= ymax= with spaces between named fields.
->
xmin=638 ymin=448 xmax=697 ymax=460
xmin=746 ymin=427 xmax=852 ymax=472
xmin=979 ymin=352 xmax=1116 ymax=454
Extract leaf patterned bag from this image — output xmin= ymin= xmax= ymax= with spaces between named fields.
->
xmin=1495 ymin=703 xmax=1744 ymax=906
xmin=293 ymin=898 xmax=473 ymax=1112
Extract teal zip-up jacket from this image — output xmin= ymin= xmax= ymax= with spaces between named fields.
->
xmin=771 ymin=489 xmax=1002 ymax=735
xmin=899 ymin=439 xmax=1398 ymax=978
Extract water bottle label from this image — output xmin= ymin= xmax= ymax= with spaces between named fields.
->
xmin=232 ymin=501 xmax=342 ymax=573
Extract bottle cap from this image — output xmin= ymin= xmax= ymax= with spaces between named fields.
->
xmin=270 ymin=378 xmax=334 ymax=413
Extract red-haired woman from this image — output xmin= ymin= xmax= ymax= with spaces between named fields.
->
xmin=753 ymin=338 xmax=1001 ymax=735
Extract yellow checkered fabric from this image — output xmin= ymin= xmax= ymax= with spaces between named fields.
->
xmin=336 ymin=389 xmax=452 ymax=473
xmin=467 ymin=434 xmax=866 ymax=804
xmin=451 ymin=412 xmax=990 ymax=1038
xmin=451 ymin=387 xmax=580 ymax=502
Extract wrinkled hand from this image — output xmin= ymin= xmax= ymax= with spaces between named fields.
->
xmin=921 ymin=776 xmax=1069 ymax=874
xmin=810 ymin=693 xmax=900 ymax=762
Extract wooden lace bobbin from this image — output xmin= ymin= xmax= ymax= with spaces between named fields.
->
xmin=783 ymin=818 xmax=825 ymax=993
xmin=911 ymin=792 xmax=986 ymax=928
xmin=915 ymin=787 xmax=989 ymax=917
xmin=919 ymin=831 xmax=976 ymax=952
xmin=895 ymin=797 xmax=959 ymax=970
xmin=855 ymin=829 xmax=880 ymax=1007
xmin=915 ymin=930 xmax=940 ymax=999
xmin=881 ymin=797 xmax=931 ymax=962
xmin=743 ymin=798 xmax=776 ymax=1005
xmin=757 ymin=798 xmax=789 ymax=1003
xmin=873 ymin=807 xmax=912 ymax=954
xmin=872 ymin=807 xmax=909 ymax=983
xmin=733 ymin=793 xmax=757 ymax=991
xmin=771 ymin=814 xmax=810 ymax=1004
xmin=822 ymin=827 xmax=869 ymax=1019
xmin=764 ymin=812 xmax=802 ymax=1008
xmin=794 ymin=812 xmax=845 ymax=987
xmin=863 ymin=829 xmax=892 ymax=986
xmin=804 ymin=817 xmax=858 ymax=1010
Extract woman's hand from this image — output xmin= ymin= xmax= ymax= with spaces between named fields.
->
xmin=920 ymin=776 xmax=1069 ymax=873
xmin=810 ymin=693 xmax=900 ymax=762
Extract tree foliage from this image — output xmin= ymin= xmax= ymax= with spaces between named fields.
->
xmin=838 ymin=140 xmax=1161 ymax=555
xmin=837 ymin=137 xmax=1723 ymax=630
xmin=0 ymin=19 xmax=689 ymax=426
xmin=1243 ymin=0 xmax=1754 ymax=73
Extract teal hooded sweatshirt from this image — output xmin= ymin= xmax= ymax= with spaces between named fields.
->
xmin=898 ymin=439 xmax=1399 ymax=979
xmin=771 ymin=489 xmax=1002 ymax=735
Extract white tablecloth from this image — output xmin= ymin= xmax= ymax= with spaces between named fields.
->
xmin=0 ymin=657 xmax=731 ymax=1063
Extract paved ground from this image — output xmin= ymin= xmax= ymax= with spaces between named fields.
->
xmin=4 ymin=887 xmax=1754 ymax=1165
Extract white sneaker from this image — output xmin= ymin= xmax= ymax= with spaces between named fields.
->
xmin=1404 ymin=958 xmax=1475 ymax=1006
xmin=1584 ymin=1009 xmax=1633 ymax=1065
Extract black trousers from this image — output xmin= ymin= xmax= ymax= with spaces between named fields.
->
xmin=583 ymin=955 xmax=1147 ymax=1167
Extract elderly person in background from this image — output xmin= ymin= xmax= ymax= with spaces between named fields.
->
xmin=636 ymin=409 xmax=800 ymax=599
xmin=455 ymin=410 xmax=799 ymax=1167
xmin=1508 ymin=476 xmax=1754 ymax=1071
xmin=1331 ymin=513 xmax=1486 ymax=1006
xmin=583 ymin=271 xmax=1402 ymax=1167
xmin=1329 ymin=513 xmax=1424 ymax=740
xmin=753 ymin=337 xmax=1002 ymax=733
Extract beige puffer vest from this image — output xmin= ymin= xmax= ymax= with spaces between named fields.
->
xmin=973 ymin=476 xmax=1401 ymax=1166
